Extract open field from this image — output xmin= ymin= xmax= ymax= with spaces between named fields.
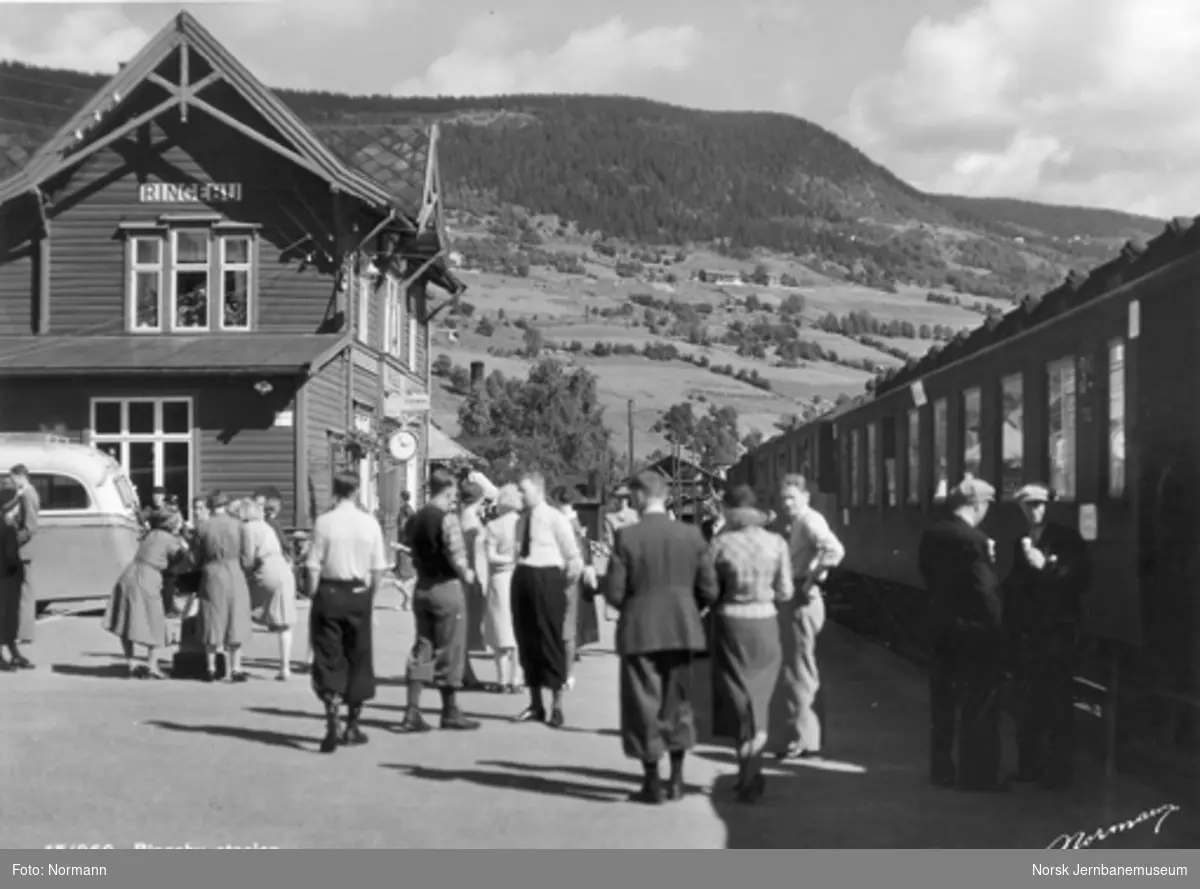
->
xmin=437 ymin=225 xmax=1023 ymax=454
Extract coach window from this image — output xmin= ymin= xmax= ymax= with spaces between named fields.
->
xmin=1107 ymin=339 xmax=1127 ymax=498
xmin=1047 ymin=356 xmax=1077 ymax=501
xmin=882 ymin=415 xmax=897 ymax=506
xmin=962 ymin=387 xmax=982 ymax=478
xmin=906 ymin=408 xmax=920 ymax=504
xmin=850 ymin=428 xmax=862 ymax=506
xmin=866 ymin=422 xmax=879 ymax=505
xmin=1000 ymin=373 xmax=1024 ymax=496
xmin=933 ymin=398 xmax=948 ymax=500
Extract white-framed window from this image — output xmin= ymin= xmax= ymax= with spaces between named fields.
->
xmin=130 ymin=237 xmax=164 ymax=331
xmin=220 ymin=235 xmax=252 ymax=330
xmin=865 ymin=422 xmax=879 ymax=506
xmin=89 ymin=397 xmax=194 ymax=517
xmin=173 ymin=229 xmax=210 ymax=330
xmin=999 ymin=373 xmax=1024 ymax=496
xmin=384 ymin=275 xmax=403 ymax=358
xmin=1047 ymin=356 xmax=1077 ymax=501
xmin=126 ymin=226 xmax=256 ymax=333
xmin=850 ymin=428 xmax=862 ymax=506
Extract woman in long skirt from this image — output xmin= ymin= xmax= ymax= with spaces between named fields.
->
xmin=708 ymin=484 xmax=794 ymax=803
xmin=104 ymin=508 xmax=193 ymax=678
xmin=242 ymin=498 xmax=298 ymax=681
xmin=195 ymin=492 xmax=253 ymax=683
xmin=550 ymin=487 xmax=600 ymax=689
xmin=483 ymin=484 xmax=524 ymax=693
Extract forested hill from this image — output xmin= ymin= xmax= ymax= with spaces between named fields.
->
xmin=0 ymin=60 xmax=1168 ymax=301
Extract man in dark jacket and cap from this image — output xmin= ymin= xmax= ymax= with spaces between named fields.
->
xmin=1005 ymin=483 xmax=1091 ymax=790
xmin=918 ymin=476 xmax=1007 ymax=792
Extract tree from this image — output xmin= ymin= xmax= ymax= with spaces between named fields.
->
xmin=742 ymin=429 xmax=764 ymax=451
xmin=652 ymin=401 xmax=742 ymax=468
xmin=456 ymin=357 xmax=615 ymax=483
xmin=522 ymin=325 xmax=545 ymax=357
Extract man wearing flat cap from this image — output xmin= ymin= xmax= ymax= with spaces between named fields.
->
xmin=918 ymin=476 xmax=1007 ymax=792
xmin=1004 ymin=483 xmax=1091 ymax=790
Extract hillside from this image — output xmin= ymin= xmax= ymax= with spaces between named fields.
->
xmin=0 ymin=60 xmax=1171 ymax=458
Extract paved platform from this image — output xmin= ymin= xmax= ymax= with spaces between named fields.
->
xmin=2 ymin=584 xmax=1196 ymax=849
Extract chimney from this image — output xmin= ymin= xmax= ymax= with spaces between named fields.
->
xmin=469 ymin=361 xmax=485 ymax=388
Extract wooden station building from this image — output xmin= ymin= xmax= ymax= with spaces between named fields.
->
xmin=0 ymin=12 xmax=464 ymax=532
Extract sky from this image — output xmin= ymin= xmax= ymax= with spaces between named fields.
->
xmin=0 ymin=0 xmax=1196 ymax=219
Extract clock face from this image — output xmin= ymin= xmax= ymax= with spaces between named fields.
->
xmin=389 ymin=431 xmax=418 ymax=461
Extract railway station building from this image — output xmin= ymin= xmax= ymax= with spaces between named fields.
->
xmin=0 ymin=12 xmax=463 ymax=536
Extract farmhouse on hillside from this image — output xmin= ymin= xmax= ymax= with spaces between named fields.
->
xmin=0 ymin=11 xmax=463 ymax=535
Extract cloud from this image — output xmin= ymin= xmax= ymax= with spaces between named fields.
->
xmin=841 ymin=0 xmax=1200 ymax=216
xmin=393 ymin=15 xmax=702 ymax=97
xmin=0 ymin=8 xmax=151 ymax=73
xmin=745 ymin=2 xmax=805 ymax=26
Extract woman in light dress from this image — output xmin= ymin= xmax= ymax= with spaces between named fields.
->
xmin=240 ymin=497 xmax=298 ymax=680
xmin=103 ymin=507 xmax=194 ymax=678
xmin=195 ymin=492 xmax=254 ymax=683
xmin=482 ymin=484 xmax=524 ymax=693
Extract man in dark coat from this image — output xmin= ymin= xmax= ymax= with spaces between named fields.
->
xmin=8 ymin=464 xmax=38 ymax=660
xmin=604 ymin=470 xmax=719 ymax=804
xmin=0 ymin=484 xmax=32 ymax=670
xmin=1005 ymin=483 xmax=1091 ymax=790
xmin=917 ymin=476 xmax=1007 ymax=792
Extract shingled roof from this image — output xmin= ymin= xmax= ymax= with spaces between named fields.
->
xmin=311 ymin=124 xmax=432 ymax=214
xmin=873 ymin=216 xmax=1199 ymax=398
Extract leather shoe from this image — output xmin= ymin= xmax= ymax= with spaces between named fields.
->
xmin=441 ymin=711 xmax=481 ymax=731
xmin=666 ymin=775 xmax=684 ymax=802
xmin=513 ymin=707 xmax=546 ymax=723
xmin=629 ymin=779 xmax=665 ymax=805
xmin=319 ymin=732 xmax=339 ymax=754
xmin=395 ymin=711 xmax=433 ymax=733
xmin=341 ymin=725 xmax=369 ymax=746
xmin=547 ymin=707 xmax=565 ymax=729
xmin=10 ymin=655 xmax=33 ymax=670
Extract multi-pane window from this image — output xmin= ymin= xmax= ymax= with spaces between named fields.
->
xmin=356 ymin=274 xmax=372 ymax=346
xmin=933 ymin=398 xmax=948 ymax=500
xmin=407 ymin=290 xmax=420 ymax=372
xmin=962 ymin=387 xmax=982 ymax=478
xmin=1107 ymin=340 xmax=1126 ymax=498
xmin=882 ymin=415 xmax=897 ymax=506
xmin=1047 ymin=356 xmax=1077 ymax=500
xmin=1000 ymin=373 xmax=1024 ymax=496
xmin=906 ymin=408 xmax=920 ymax=504
xmin=866 ymin=422 xmax=879 ymax=505
xmin=128 ymin=228 xmax=254 ymax=333
xmin=850 ymin=428 xmax=862 ymax=506
xmin=90 ymin=397 xmax=193 ymax=516
xmin=221 ymin=236 xmax=251 ymax=329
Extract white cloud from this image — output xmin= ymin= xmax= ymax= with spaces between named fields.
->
xmin=0 ymin=8 xmax=151 ymax=73
xmin=841 ymin=0 xmax=1200 ymax=216
xmin=393 ymin=15 xmax=702 ymax=97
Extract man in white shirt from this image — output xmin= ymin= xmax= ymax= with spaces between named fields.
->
xmin=305 ymin=473 xmax=391 ymax=754
xmin=510 ymin=471 xmax=583 ymax=728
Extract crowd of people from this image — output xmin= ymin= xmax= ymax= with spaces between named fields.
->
xmin=0 ymin=453 xmax=1091 ymax=806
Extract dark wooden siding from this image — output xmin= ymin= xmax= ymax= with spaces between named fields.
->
xmin=0 ymin=373 xmax=299 ymax=522
xmin=303 ymin=350 xmax=349 ymax=517
xmin=37 ymin=82 xmax=342 ymax=336
xmin=0 ymin=195 xmax=38 ymax=335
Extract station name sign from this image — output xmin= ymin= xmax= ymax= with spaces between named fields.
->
xmin=138 ymin=182 xmax=243 ymax=203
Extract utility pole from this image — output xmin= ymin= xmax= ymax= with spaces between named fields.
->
xmin=627 ymin=399 xmax=635 ymax=476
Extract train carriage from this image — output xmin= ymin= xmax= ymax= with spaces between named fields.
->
xmin=733 ymin=217 xmax=1200 ymax=762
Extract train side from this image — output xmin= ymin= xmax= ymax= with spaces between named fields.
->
xmin=734 ymin=227 xmax=1200 ymax=700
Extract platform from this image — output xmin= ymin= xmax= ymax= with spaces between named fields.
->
xmin=3 ymin=586 xmax=1196 ymax=849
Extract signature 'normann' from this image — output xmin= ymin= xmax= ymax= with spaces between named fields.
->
xmin=1047 ymin=803 xmax=1180 ymax=849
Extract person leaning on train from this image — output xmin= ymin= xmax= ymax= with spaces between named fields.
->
xmin=1003 ymin=483 xmax=1092 ymax=791
xmin=918 ymin=475 xmax=1008 ymax=793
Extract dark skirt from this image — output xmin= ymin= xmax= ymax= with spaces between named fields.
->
xmin=511 ymin=564 xmax=568 ymax=691
xmin=712 ymin=614 xmax=782 ymax=744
